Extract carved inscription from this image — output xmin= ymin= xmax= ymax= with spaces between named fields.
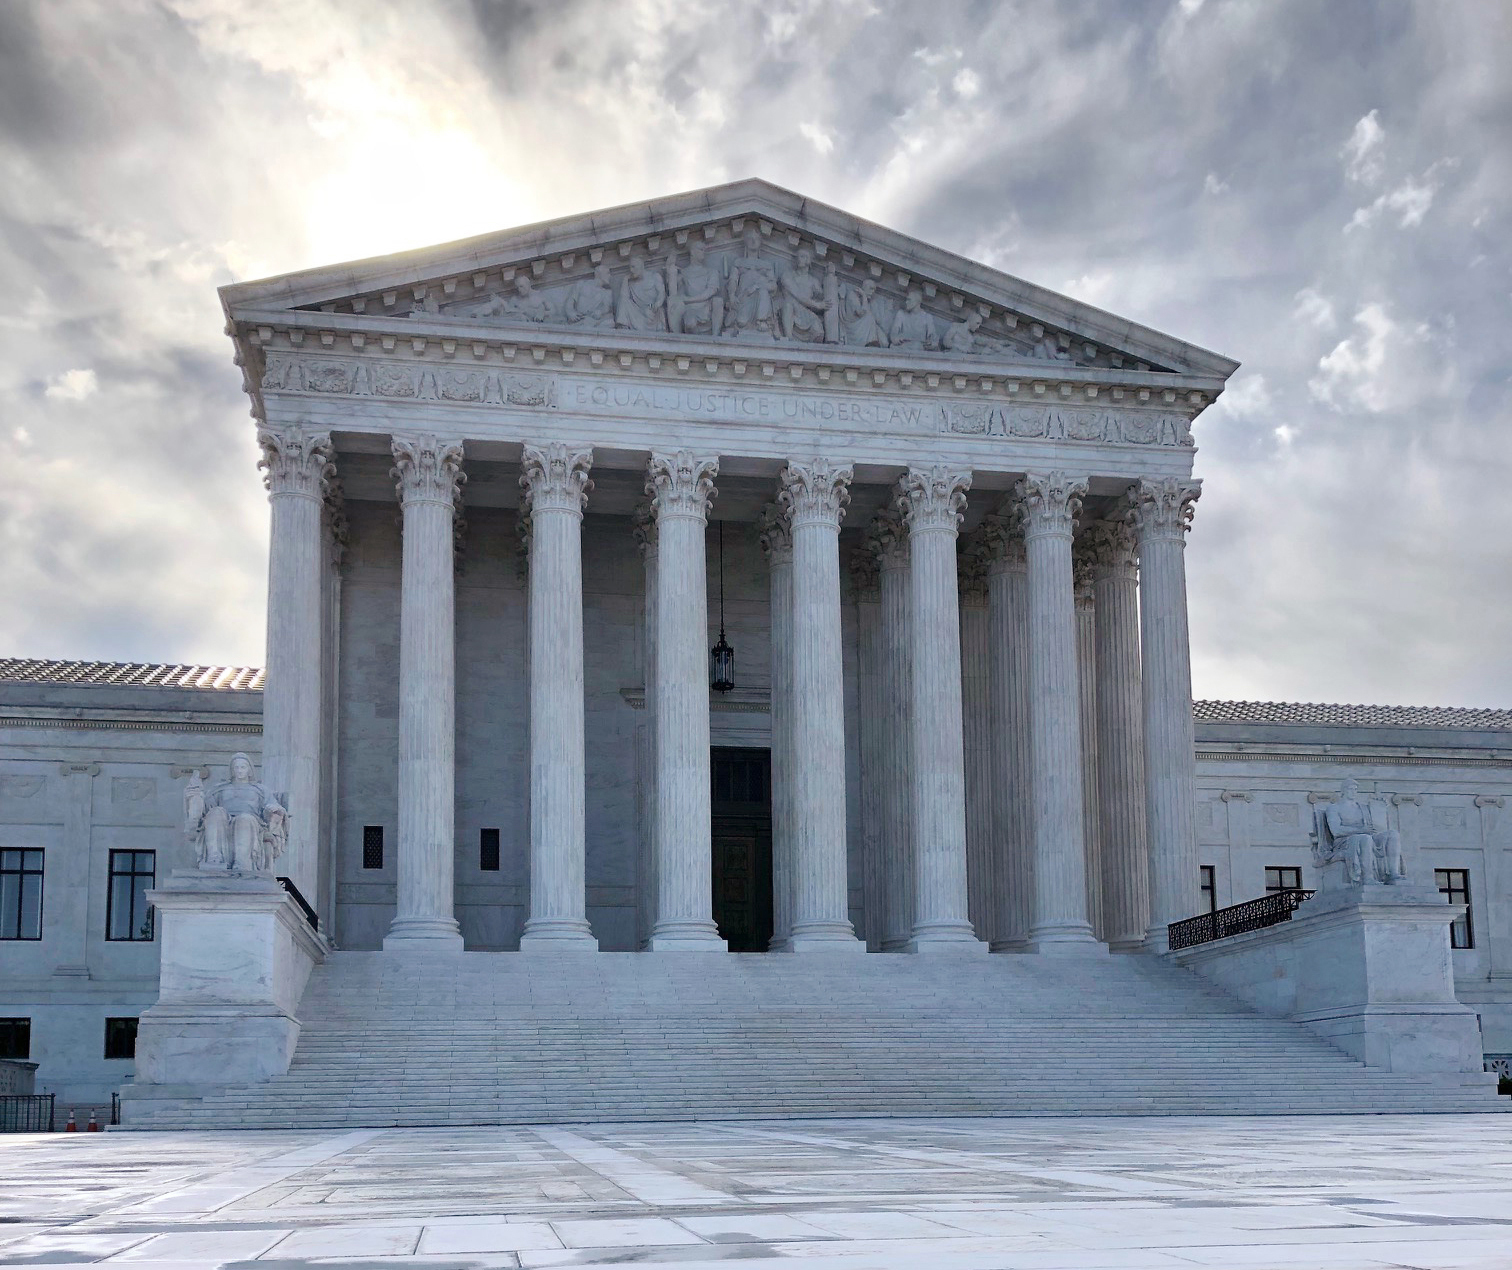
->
xmin=561 ymin=380 xmax=935 ymax=432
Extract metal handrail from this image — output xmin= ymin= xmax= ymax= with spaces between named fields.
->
xmin=275 ymin=876 xmax=319 ymax=932
xmin=1168 ymin=888 xmax=1315 ymax=951
xmin=0 ymin=1093 xmax=54 ymax=1133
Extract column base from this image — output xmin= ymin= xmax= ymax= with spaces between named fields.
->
xmin=1028 ymin=923 xmax=1109 ymax=956
xmin=519 ymin=919 xmax=599 ymax=952
xmin=906 ymin=924 xmax=989 ymax=955
xmin=649 ymin=919 xmax=727 ymax=951
xmin=784 ymin=930 xmax=867 ymax=954
xmin=383 ymin=917 xmax=464 ymax=951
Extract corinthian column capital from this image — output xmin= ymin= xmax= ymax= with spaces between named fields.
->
xmin=778 ymin=459 xmax=853 ymax=528
xmin=866 ymin=505 xmax=910 ymax=570
xmin=1128 ymin=477 xmax=1201 ymax=541
xmin=391 ymin=434 xmax=465 ymax=510
xmin=1082 ymin=517 xmax=1139 ymax=580
xmin=258 ymin=425 xmax=333 ymax=499
xmin=759 ymin=502 xmax=793 ymax=564
xmin=896 ymin=466 xmax=972 ymax=535
xmin=646 ymin=450 xmax=718 ymax=521
xmin=1012 ymin=471 xmax=1087 ymax=539
xmin=979 ymin=510 xmax=1027 ymax=574
xmin=631 ymin=503 xmax=657 ymax=561
xmin=520 ymin=442 xmax=593 ymax=517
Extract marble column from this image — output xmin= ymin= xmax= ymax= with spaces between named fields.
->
xmin=850 ymin=546 xmax=885 ymax=950
xmin=1073 ymin=540 xmax=1103 ymax=941
xmin=257 ymin=425 xmax=333 ymax=909
xmin=1130 ymin=477 xmax=1203 ymax=951
xmin=518 ymin=443 xmax=597 ymax=950
xmin=1014 ymin=471 xmax=1102 ymax=954
xmin=646 ymin=450 xmax=726 ymax=951
xmin=897 ymin=468 xmax=986 ymax=953
xmin=959 ymin=540 xmax=995 ymax=944
xmin=385 ymin=434 xmax=465 ymax=950
xmin=760 ymin=503 xmax=796 ymax=951
xmin=1086 ymin=517 xmax=1149 ymax=952
xmin=632 ymin=506 xmax=658 ymax=949
xmin=981 ymin=514 xmax=1033 ymax=951
xmin=779 ymin=460 xmax=864 ymax=952
xmin=871 ymin=509 xmax=914 ymax=952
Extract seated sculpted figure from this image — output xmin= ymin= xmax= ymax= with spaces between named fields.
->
xmin=1317 ymin=777 xmax=1406 ymax=885
xmin=184 ymin=753 xmax=288 ymax=876
xmin=777 ymin=248 xmax=832 ymax=342
xmin=563 ymin=264 xmax=616 ymax=327
xmin=475 ymin=275 xmax=553 ymax=324
xmin=665 ymin=240 xmax=724 ymax=336
xmin=839 ymin=278 xmax=889 ymax=347
xmin=941 ymin=309 xmax=1003 ymax=356
xmin=888 ymin=288 xmax=939 ymax=350
xmin=616 ymin=254 xmax=667 ymax=331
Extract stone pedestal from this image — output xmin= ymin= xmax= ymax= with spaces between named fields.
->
xmin=132 ymin=872 xmax=327 ymax=1087
xmin=1173 ymin=882 xmax=1485 ymax=1074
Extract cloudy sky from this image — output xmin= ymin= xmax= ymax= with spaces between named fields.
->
xmin=1 ymin=0 xmax=1508 ymax=707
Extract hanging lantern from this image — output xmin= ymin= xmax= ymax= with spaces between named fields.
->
xmin=710 ymin=521 xmax=735 ymax=692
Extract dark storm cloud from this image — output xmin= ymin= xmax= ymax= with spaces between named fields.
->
xmin=0 ymin=0 xmax=1507 ymax=707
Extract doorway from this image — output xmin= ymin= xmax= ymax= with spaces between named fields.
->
xmin=710 ymin=747 xmax=773 ymax=952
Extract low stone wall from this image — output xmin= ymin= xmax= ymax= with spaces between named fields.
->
xmin=0 ymin=1060 xmax=37 ymax=1095
xmin=1172 ymin=883 xmax=1487 ymax=1074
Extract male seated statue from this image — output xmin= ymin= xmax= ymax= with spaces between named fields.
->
xmin=1316 ymin=777 xmax=1406 ymax=885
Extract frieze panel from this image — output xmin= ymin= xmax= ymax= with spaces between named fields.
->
xmin=942 ymin=402 xmax=1191 ymax=447
xmin=263 ymin=354 xmax=555 ymax=408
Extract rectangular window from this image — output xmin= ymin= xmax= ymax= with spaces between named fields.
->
xmin=1199 ymin=865 xmax=1216 ymax=913
xmin=1435 ymin=868 xmax=1473 ymax=950
xmin=103 ymin=1017 xmax=138 ymax=1061
xmin=0 ymin=849 xmax=43 ymax=940
xmin=479 ymin=828 xmax=500 ymax=872
xmin=106 ymin=851 xmax=156 ymax=942
xmin=1265 ymin=866 xmax=1303 ymax=894
xmin=0 ymin=1018 xmax=29 ymax=1061
xmin=362 ymin=826 xmax=384 ymax=870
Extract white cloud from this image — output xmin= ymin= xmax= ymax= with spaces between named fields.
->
xmin=1309 ymin=304 xmax=1395 ymax=411
xmin=798 ymin=121 xmax=835 ymax=155
xmin=1342 ymin=109 xmax=1385 ymax=183
xmin=1292 ymin=288 xmax=1336 ymax=331
xmin=1346 ymin=166 xmax=1449 ymax=231
xmin=1203 ymin=172 xmax=1229 ymax=195
xmin=44 ymin=368 xmax=98 ymax=402
xmin=952 ymin=68 xmax=981 ymax=99
xmin=1179 ymin=0 xmax=1206 ymax=14
xmin=13 ymin=426 xmax=31 ymax=446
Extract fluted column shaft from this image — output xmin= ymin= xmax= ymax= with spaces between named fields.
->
xmin=960 ymin=548 xmax=994 ymax=943
xmin=781 ymin=460 xmax=863 ymax=952
xmin=984 ymin=522 xmax=1033 ymax=951
xmin=1088 ymin=519 xmax=1149 ymax=952
xmin=646 ymin=451 xmax=726 ymax=950
xmin=385 ymin=435 xmax=465 ymax=949
xmin=761 ymin=506 xmax=796 ymax=951
xmin=258 ymin=426 xmax=333 ymax=910
xmin=1132 ymin=478 xmax=1203 ymax=950
xmin=874 ymin=516 xmax=914 ymax=951
xmin=519 ymin=443 xmax=597 ymax=949
xmin=898 ymin=468 xmax=986 ymax=953
xmin=633 ymin=509 xmax=659 ymax=949
xmin=1074 ymin=547 xmax=1103 ymax=941
xmin=1016 ymin=472 xmax=1101 ymax=953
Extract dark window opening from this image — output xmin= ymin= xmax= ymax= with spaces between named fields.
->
xmin=1435 ymin=868 xmax=1473 ymax=949
xmin=104 ymin=1017 xmax=138 ymax=1060
xmin=1199 ymin=865 xmax=1216 ymax=914
xmin=0 ymin=849 xmax=43 ymax=941
xmin=0 ymin=1018 xmax=30 ymax=1061
xmin=480 ymin=828 xmax=500 ymax=872
xmin=1265 ymin=866 xmax=1303 ymax=895
xmin=107 ymin=851 xmax=156 ymax=941
xmin=362 ymin=826 xmax=384 ymax=870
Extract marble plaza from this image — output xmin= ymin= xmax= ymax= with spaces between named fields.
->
xmin=4 ymin=1116 xmax=1512 ymax=1268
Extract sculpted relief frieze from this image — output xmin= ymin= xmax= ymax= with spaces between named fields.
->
xmin=261 ymin=351 xmax=1191 ymax=449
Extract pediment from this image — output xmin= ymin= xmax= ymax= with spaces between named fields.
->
xmin=222 ymin=180 xmax=1237 ymax=382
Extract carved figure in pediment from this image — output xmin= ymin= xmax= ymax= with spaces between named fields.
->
xmin=723 ymin=227 xmax=778 ymax=340
xmin=889 ymin=288 xmax=939 ymax=351
xmin=1030 ymin=331 xmax=1072 ymax=362
xmin=941 ymin=309 xmax=1003 ymax=357
xmin=778 ymin=249 xmax=834 ymax=343
xmin=616 ymin=254 xmax=667 ymax=332
xmin=666 ymin=240 xmax=724 ymax=337
xmin=563 ymin=264 xmax=616 ymax=328
xmin=477 ymin=275 xmax=553 ymax=324
xmin=840 ymin=279 xmax=890 ymax=348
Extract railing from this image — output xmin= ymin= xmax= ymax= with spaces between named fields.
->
xmin=111 ymin=1091 xmax=121 ymax=1126
xmin=0 ymin=1094 xmax=55 ymax=1133
xmin=276 ymin=876 xmax=319 ymax=932
xmin=1168 ymin=888 xmax=1316 ymax=951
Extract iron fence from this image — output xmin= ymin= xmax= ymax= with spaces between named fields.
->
xmin=1168 ymin=888 xmax=1315 ymax=951
xmin=0 ymin=1093 xmax=54 ymax=1133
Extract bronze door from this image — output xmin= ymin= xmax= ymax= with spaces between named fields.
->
xmin=710 ymin=747 xmax=773 ymax=952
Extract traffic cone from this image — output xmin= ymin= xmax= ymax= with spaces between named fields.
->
xmin=64 ymin=1111 xmax=76 ymax=1132
xmin=86 ymin=1111 xmax=100 ymax=1132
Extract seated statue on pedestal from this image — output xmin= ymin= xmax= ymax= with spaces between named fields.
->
xmin=1312 ymin=777 xmax=1406 ymax=885
xmin=184 ymin=753 xmax=288 ymax=876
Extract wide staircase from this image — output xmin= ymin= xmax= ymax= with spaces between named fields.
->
xmin=120 ymin=951 xmax=1505 ymax=1128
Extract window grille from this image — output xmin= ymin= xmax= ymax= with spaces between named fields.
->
xmin=0 ymin=849 xmax=43 ymax=941
xmin=480 ymin=828 xmax=500 ymax=872
xmin=106 ymin=851 xmax=156 ymax=941
xmin=362 ymin=826 xmax=384 ymax=870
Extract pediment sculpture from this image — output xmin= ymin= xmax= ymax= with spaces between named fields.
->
xmin=184 ymin=753 xmax=288 ymax=877
xmin=1310 ymin=777 xmax=1407 ymax=886
xmin=380 ymin=226 xmax=1086 ymax=365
